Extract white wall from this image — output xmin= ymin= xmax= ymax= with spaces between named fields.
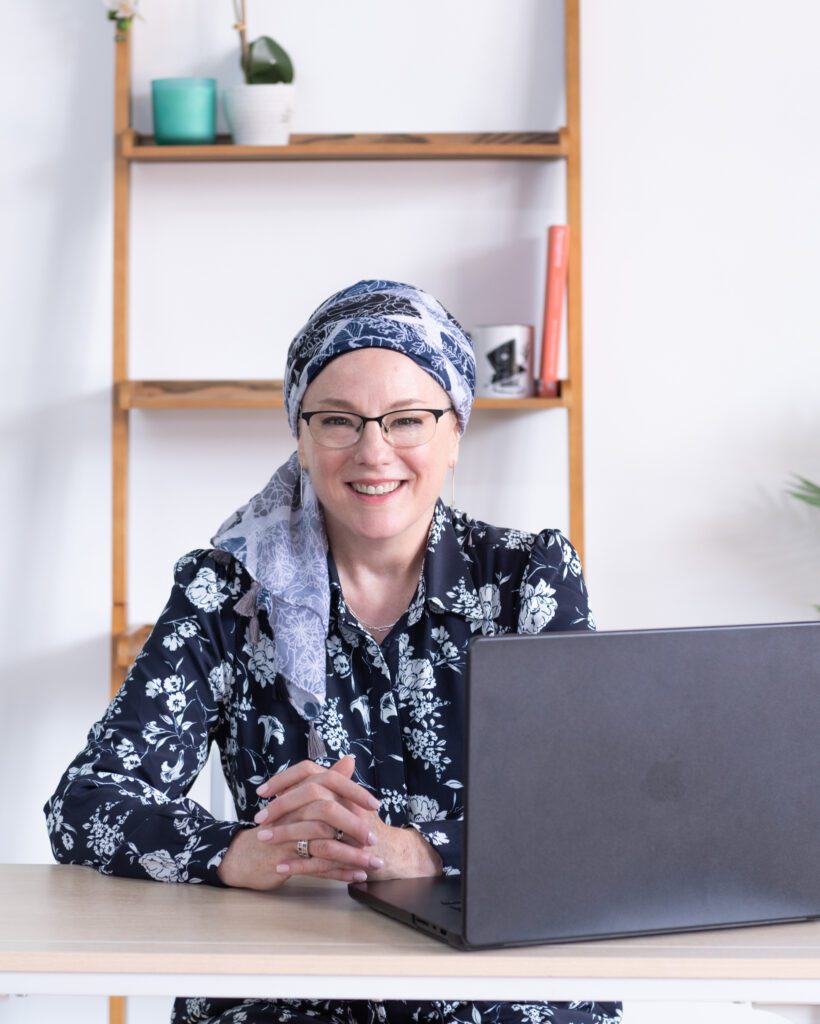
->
xmin=1 ymin=1 xmax=819 ymax=1022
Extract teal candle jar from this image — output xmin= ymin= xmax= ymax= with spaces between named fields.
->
xmin=151 ymin=78 xmax=216 ymax=145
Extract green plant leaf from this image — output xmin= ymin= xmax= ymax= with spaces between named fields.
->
xmin=244 ymin=35 xmax=294 ymax=85
xmin=788 ymin=474 xmax=820 ymax=509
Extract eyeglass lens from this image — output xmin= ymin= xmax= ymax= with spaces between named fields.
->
xmin=307 ymin=410 xmax=440 ymax=449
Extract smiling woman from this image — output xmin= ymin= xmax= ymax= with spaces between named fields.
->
xmin=45 ymin=280 xmax=617 ymax=1024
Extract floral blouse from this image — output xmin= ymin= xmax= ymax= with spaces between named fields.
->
xmin=45 ymin=501 xmax=620 ymax=1024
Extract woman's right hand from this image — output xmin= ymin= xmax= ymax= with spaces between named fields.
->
xmin=216 ymin=755 xmax=383 ymax=890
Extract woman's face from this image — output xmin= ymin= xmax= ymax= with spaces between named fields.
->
xmin=297 ymin=348 xmax=461 ymax=552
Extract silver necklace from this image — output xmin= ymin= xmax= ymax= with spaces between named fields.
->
xmin=349 ymin=609 xmax=402 ymax=633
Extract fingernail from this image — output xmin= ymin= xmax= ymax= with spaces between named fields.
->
xmin=368 ymin=856 xmax=385 ymax=869
xmin=275 ymin=863 xmax=290 ymax=874
xmin=257 ymin=829 xmax=273 ymax=841
xmin=367 ymin=831 xmax=378 ymax=846
xmin=368 ymin=796 xmax=381 ymax=810
xmin=253 ymin=810 xmax=266 ymax=824
xmin=353 ymin=870 xmax=367 ymax=882
xmin=256 ymin=783 xmax=267 ymax=795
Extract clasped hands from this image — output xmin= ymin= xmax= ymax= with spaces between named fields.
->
xmin=216 ymin=754 xmax=442 ymax=890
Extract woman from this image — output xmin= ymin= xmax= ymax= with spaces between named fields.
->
xmin=46 ymin=280 xmax=620 ymax=1024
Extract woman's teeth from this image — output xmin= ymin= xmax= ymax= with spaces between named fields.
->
xmin=350 ymin=481 xmax=402 ymax=495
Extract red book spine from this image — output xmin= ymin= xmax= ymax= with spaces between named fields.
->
xmin=536 ymin=225 xmax=570 ymax=398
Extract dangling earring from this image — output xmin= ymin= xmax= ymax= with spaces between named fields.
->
xmin=450 ymin=465 xmax=456 ymax=509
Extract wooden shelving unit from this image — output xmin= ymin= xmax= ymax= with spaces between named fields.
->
xmin=110 ymin=4 xmax=584 ymax=700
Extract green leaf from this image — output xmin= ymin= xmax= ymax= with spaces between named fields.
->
xmin=788 ymin=474 xmax=820 ymax=509
xmin=244 ymin=35 xmax=294 ymax=85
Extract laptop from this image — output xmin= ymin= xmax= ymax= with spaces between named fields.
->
xmin=349 ymin=621 xmax=820 ymax=949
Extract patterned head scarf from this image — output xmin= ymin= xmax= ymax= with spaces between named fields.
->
xmin=212 ymin=280 xmax=475 ymax=735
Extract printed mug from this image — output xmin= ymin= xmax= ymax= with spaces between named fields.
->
xmin=469 ymin=324 xmax=534 ymax=399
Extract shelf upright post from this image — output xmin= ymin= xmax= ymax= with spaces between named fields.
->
xmin=564 ymin=0 xmax=585 ymax=562
xmin=110 ymin=24 xmax=132 ymax=1024
xmin=112 ymin=29 xmax=131 ymax=703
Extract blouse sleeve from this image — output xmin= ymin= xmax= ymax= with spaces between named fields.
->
xmin=43 ymin=550 xmax=252 ymax=886
xmin=516 ymin=529 xmax=595 ymax=634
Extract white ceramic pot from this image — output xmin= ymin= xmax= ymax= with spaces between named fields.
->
xmin=223 ymin=83 xmax=295 ymax=146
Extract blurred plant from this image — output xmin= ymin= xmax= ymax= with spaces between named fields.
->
xmin=789 ymin=474 xmax=820 ymax=612
xmin=103 ymin=0 xmax=142 ymax=39
xmin=231 ymin=0 xmax=294 ymax=84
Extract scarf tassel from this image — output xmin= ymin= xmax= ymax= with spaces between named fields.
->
xmin=308 ymin=721 xmax=327 ymax=760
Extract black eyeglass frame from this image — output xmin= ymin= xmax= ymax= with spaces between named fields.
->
xmin=300 ymin=407 xmax=455 ymax=449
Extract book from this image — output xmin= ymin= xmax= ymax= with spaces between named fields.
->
xmin=536 ymin=225 xmax=569 ymax=398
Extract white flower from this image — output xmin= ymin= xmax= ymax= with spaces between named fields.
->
xmin=426 ymin=830 xmax=449 ymax=846
xmin=162 ymin=632 xmax=184 ymax=651
xmin=185 ymin=568 xmax=227 ymax=613
xmin=163 ymin=674 xmax=183 ymax=693
xmin=408 ymin=794 xmax=445 ymax=822
xmin=208 ymin=662 xmax=234 ymax=702
xmin=178 ymin=620 xmax=198 ymax=638
xmin=122 ymin=753 xmax=141 ymax=770
xmin=333 ymin=652 xmax=351 ymax=676
xmin=477 ymin=583 xmax=501 ymax=622
xmin=166 ymin=692 xmax=185 ymax=713
xmin=115 ymin=738 xmax=135 ymax=758
xmin=246 ymin=635 xmax=277 ymax=686
xmin=139 ymin=848 xmax=186 ymax=883
xmin=562 ymin=542 xmax=581 ymax=576
xmin=518 ymin=578 xmax=558 ymax=633
xmin=145 ymin=678 xmax=163 ymax=698
xmin=397 ymin=656 xmax=435 ymax=697
xmin=501 ymin=528 xmax=534 ymax=550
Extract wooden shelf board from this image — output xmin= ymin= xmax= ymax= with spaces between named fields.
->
xmin=121 ymin=129 xmax=568 ymax=162
xmin=118 ymin=380 xmax=569 ymax=411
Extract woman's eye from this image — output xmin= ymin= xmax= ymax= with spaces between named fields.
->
xmin=392 ymin=416 xmax=423 ymax=428
xmin=320 ymin=415 xmax=355 ymax=428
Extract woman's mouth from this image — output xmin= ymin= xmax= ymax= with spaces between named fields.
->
xmin=348 ymin=480 xmax=404 ymax=496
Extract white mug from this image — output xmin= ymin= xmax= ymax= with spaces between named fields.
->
xmin=469 ymin=324 xmax=534 ymax=399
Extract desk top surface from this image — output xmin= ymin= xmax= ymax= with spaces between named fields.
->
xmin=5 ymin=864 xmax=820 ymax=983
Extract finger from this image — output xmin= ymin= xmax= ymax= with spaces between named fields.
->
xmin=328 ymin=754 xmax=357 ymax=778
xmin=276 ymin=847 xmax=383 ymax=878
xmin=256 ymin=754 xmax=355 ymax=799
xmin=258 ymin=816 xmax=377 ymax=850
xmin=314 ymin=868 xmax=370 ymax=883
xmin=260 ymin=800 xmax=378 ymax=848
xmin=255 ymin=759 xmax=326 ymax=799
xmin=255 ymin=774 xmax=379 ymax=826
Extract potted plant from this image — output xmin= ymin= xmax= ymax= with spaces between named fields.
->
xmin=789 ymin=475 xmax=820 ymax=612
xmin=104 ymin=0 xmax=142 ymax=41
xmin=224 ymin=0 xmax=296 ymax=146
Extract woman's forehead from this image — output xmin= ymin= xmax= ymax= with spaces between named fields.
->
xmin=303 ymin=349 xmax=448 ymax=405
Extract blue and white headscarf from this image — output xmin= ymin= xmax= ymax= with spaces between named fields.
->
xmin=212 ymin=280 xmax=475 ymax=727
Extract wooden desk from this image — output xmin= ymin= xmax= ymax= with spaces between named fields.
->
xmin=3 ymin=864 xmax=820 ymax=1016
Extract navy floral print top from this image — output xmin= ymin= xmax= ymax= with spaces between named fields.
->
xmin=45 ymin=502 xmax=620 ymax=1024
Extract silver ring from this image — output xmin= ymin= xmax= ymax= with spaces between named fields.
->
xmin=296 ymin=838 xmax=311 ymax=859
xmin=335 ymin=829 xmax=344 ymax=842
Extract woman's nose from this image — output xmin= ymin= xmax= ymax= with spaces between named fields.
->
xmin=353 ymin=420 xmax=393 ymax=461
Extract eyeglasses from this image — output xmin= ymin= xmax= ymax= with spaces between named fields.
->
xmin=300 ymin=407 xmax=455 ymax=449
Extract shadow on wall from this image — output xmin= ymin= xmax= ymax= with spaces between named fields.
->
xmin=1 ymin=634 xmax=111 ymax=864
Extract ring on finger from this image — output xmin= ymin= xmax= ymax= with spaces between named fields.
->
xmin=296 ymin=838 xmax=311 ymax=859
xmin=335 ymin=828 xmax=344 ymax=842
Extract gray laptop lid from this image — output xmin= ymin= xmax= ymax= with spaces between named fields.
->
xmin=463 ymin=622 xmax=820 ymax=947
